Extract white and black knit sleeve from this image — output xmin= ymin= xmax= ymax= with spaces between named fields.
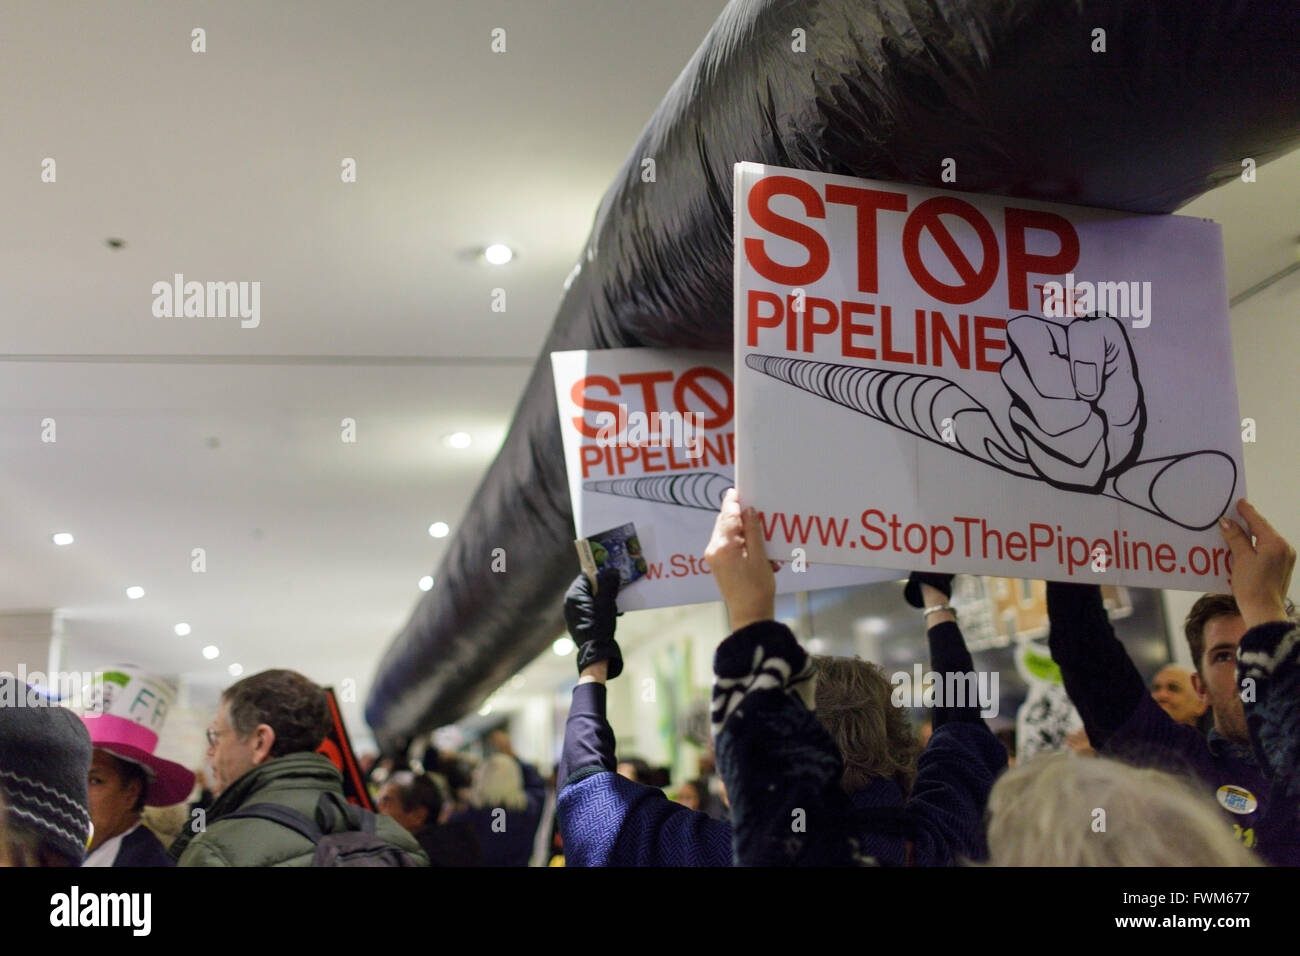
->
xmin=711 ymin=621 xmax=866 ymax=867
xmin=1238 ymin=621 xmax=1300 ymax=804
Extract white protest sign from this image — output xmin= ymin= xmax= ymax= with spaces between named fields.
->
xmin=552 ymin=347 xmax=896 ymax=611
xmin=733 ymin=162 xmax=1245 ymax=591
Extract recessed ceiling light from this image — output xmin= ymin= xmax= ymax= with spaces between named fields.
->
xmin=125 ymin=586 xmax=145 ymax=600
xmin=428 ymin=522 xmax=450 ymax=539
xmin=478 ymin=701 xmax=493 ymax=716
xmin=552 ymin=636 xmax=575 ymax=656
xmin=418 ymin=575 xmax=434 ymax=591
xmin=174 ymin=623 xmax=192 ymax=637
xmin=484 ymin=244 xmax=513 ymax=265
xmin=228 ymin=663 xmax=243 ymax=677
xmin=52 ymin=532 xmax=74 ymax=546
xmin=444 ymin=432 xmax=472 ymax=449
xmin=202 ymin=645 xmax=220 ymax=660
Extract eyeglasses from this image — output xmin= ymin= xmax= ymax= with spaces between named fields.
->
xmin=205 ymin=727 xmax=227 ymax=749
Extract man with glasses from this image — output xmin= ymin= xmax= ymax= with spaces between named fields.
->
xmin=169 ymin=669 xmax=426 ymax=866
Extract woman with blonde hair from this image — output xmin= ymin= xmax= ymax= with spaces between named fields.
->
xmin=470 ymin=753 xmax=529 ymax=812
xmin=447 ymin=752 xmax=544 ymax=865
xmin=985 ymin=753 xmax=1259 ymax=866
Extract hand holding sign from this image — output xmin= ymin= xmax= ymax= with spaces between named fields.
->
xmin=1218 ymin=500 xmax=1296 ymax=629
xmin=1000 ymin=313 xmax=1145 ymax=492
xmin=565 ymin=567 xmax=624 ymax=679
xmin=705 ymin=489 xmax=776 ymax=632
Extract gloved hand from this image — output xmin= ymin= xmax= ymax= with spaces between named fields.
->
xmin=903 ymin=572 xmax=955 ymax=609
xmin=564 ymin=566 xmax=623 ymax=679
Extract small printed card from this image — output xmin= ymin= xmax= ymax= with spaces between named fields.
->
xmin=575 ymin=522 xmax=648 ymax=591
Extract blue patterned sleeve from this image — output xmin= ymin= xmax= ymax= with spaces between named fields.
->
xmin=556 ymin=771 xmax=733 ymax=866
xmin=556 ymin=680 xmax=732 ymax=866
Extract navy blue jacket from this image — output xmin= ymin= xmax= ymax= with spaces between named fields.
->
xmin=557 ymin=683 xmax=733 ymax=867
xmin=1046 ymin=582 xmax=1297 ymax=864
xmin=447 ymin=761 xmax=545 ymax=867
xmin=112 ymin=824 xmax=175 ymax=867
xmin=1237 ymin=621 xmax=1300 ymax=865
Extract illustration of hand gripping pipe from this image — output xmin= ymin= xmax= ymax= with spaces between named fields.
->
xmin=743 ymin=314 xmax=1237 ymax=532
xmin=583 ymin=471 xmax=734 ymax=513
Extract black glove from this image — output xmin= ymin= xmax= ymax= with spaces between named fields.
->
xmin=904 ymin=571 xmax=954 ymax=609
xmin=565 ymin=567 xmax=623 ymax=679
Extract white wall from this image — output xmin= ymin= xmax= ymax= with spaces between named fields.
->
xmin=1163 ymin=267 xmax=1300 ymax=664
xmin=1229 ymin=269 xmax=1300 ymax=552
xmin=508 ymin=695 xmax=554 ymax=771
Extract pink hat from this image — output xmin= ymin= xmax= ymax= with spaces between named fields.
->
xmin=79 ymin=666 xmax=196 ymax=807
xmin=82 ymin=714 xmax=196 ymax=807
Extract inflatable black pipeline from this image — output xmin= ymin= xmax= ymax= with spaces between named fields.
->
xmin=366 ymin=0 xmax=1300 ymax=750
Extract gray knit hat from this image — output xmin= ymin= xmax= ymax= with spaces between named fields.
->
xmin=0 ymin=675 xmax=93 ymax=863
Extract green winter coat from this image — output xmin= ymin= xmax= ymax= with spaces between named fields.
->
xmin=174 ymin=752 xmax=428 ymax=867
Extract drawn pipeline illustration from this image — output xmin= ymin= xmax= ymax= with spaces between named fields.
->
xmin=745 ymin=331 xmax=1237 ymax=533
xmin=584 ymin=472 xmax=733 ymax=512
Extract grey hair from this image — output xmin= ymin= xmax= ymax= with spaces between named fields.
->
xmin=985 ymin=753 xmax=1259 ymax=866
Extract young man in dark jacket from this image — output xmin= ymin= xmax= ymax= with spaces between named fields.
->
xmin=170 ymin=669 xmax=427 ymax=866
xmin=1045 ymin=499 xmax=1297 ymax=864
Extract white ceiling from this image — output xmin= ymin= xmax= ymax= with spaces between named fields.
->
xmin=1 ymin=0 xmax=1296 ymax=747
xmin=0 ymin=0 xmax=733 ymax=742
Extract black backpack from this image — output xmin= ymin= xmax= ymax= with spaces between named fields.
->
xmin=223 ymin=793 xmax=426 ymax=867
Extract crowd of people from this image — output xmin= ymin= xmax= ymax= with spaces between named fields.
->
xmin=553 ymin=495 xmax=1296 ymax=866
xmin=0 ymin=496 xmax=1294 ymax=868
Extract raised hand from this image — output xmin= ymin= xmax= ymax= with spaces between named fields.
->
xmin=1219 ymin=499 xmax=1296 ymax=628
xmin=564 ymin=566 xmax=624 ymax=678
xmin=704 ymin=488 xmax=776 ymax=632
